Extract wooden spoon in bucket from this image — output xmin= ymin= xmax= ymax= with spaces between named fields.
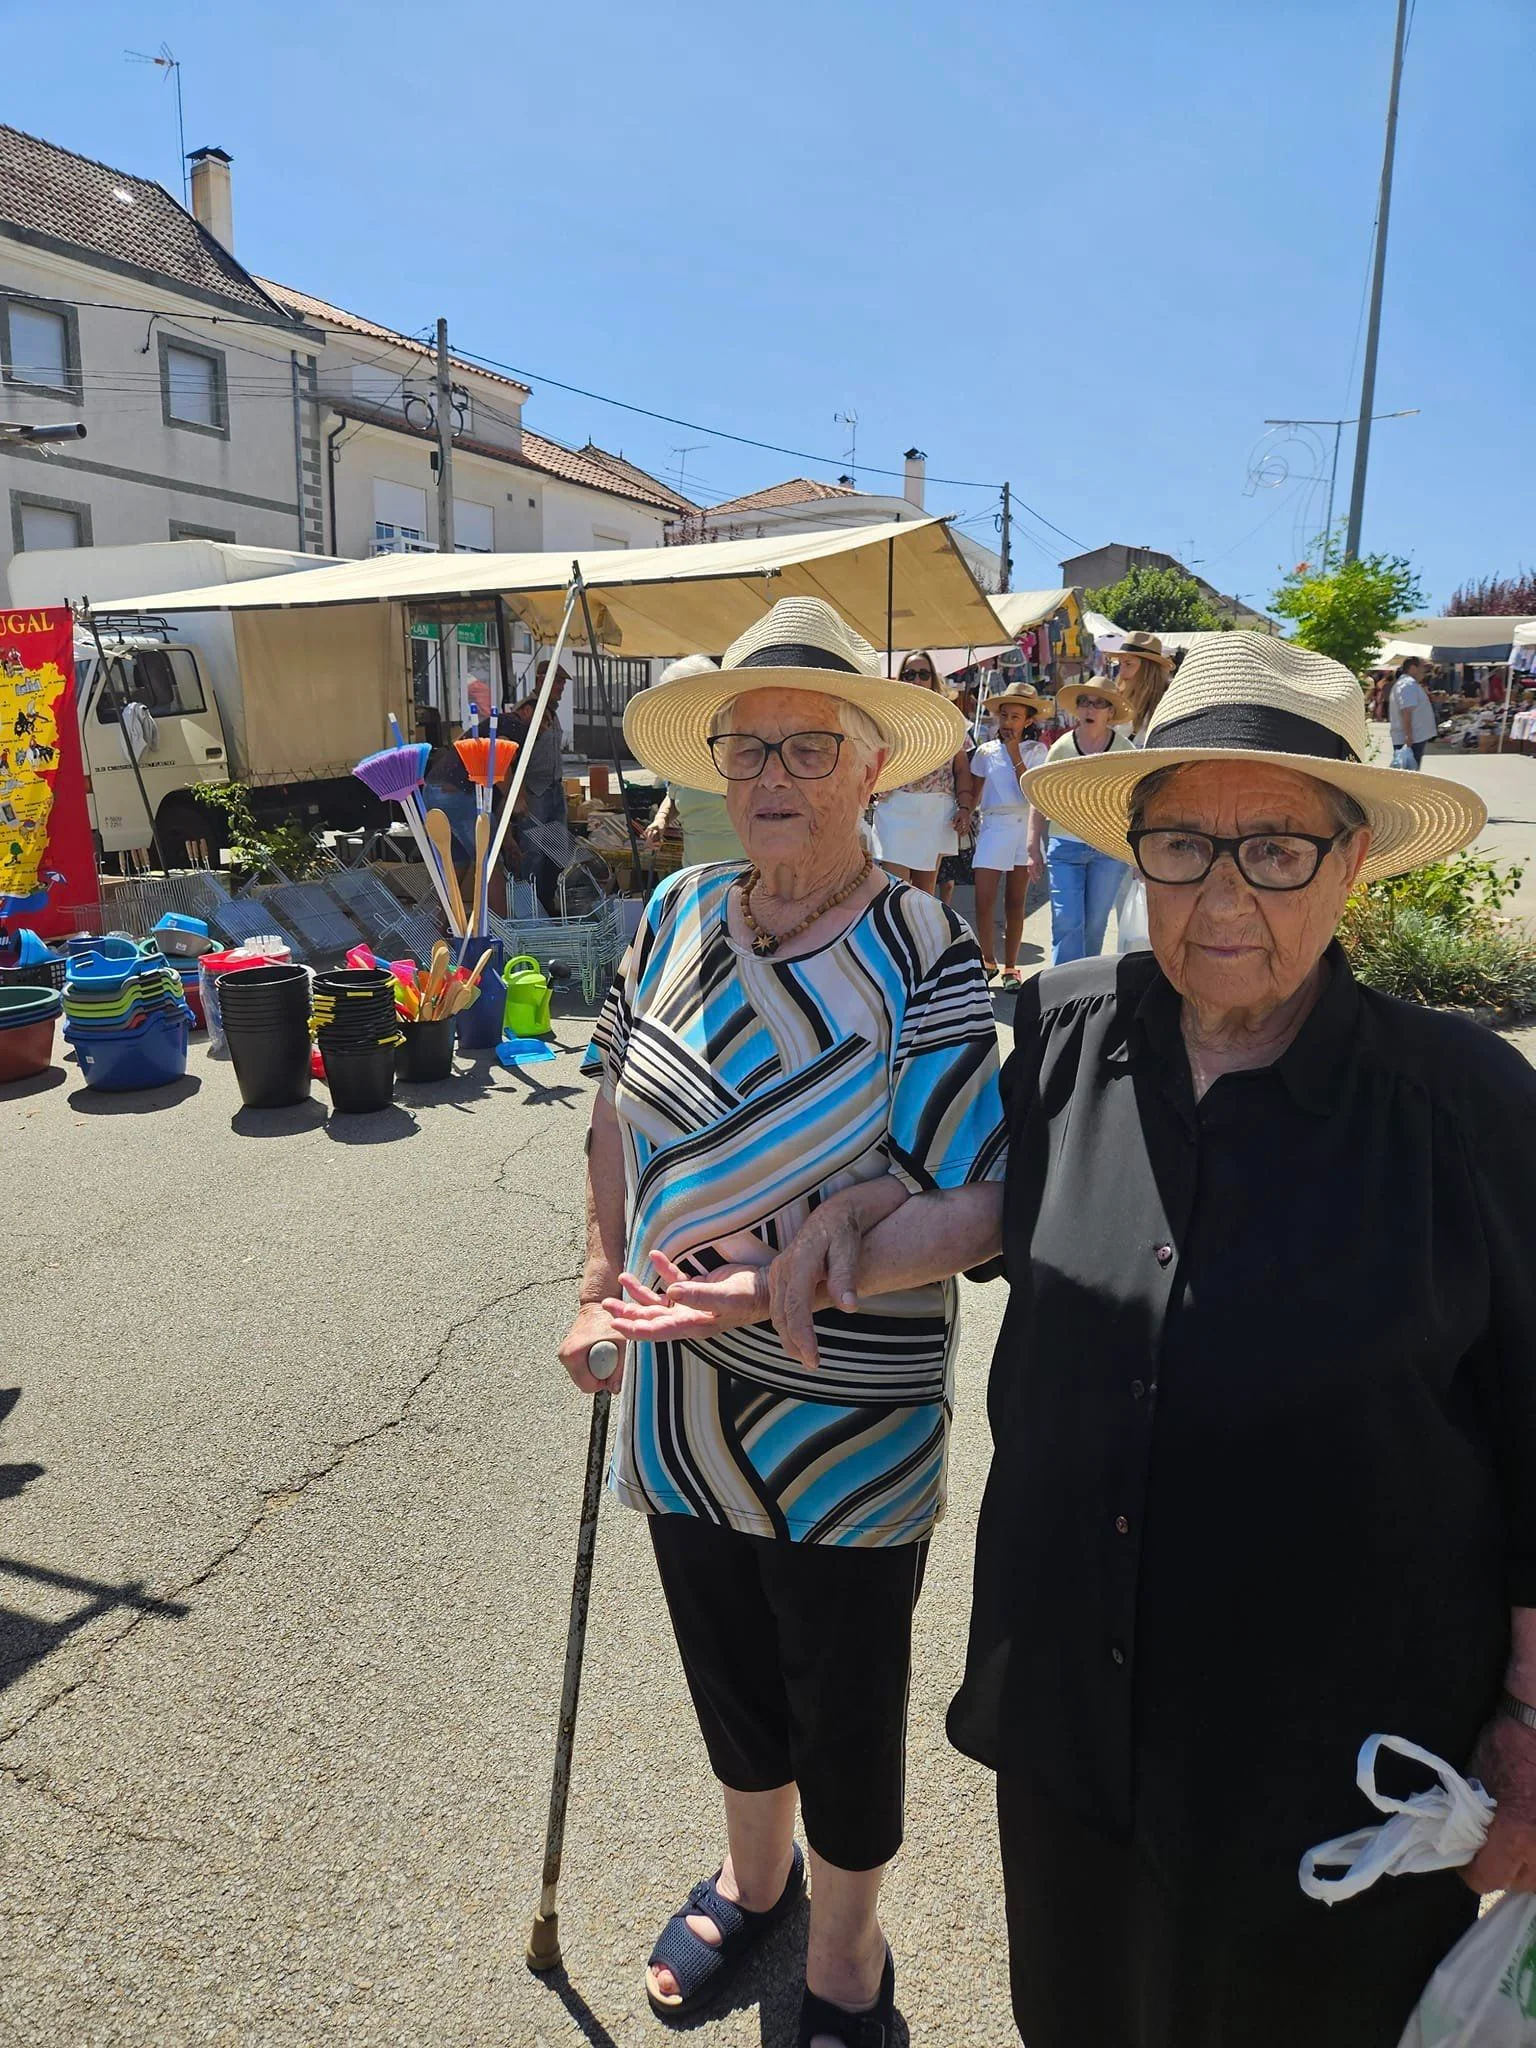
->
xmin=424 ymin=807 xmax=468 ymax=936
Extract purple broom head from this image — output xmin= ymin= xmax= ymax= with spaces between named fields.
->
xmin=354 ymin=743 xmax=431 ymax=798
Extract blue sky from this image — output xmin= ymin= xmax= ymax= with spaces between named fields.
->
xmin=6 ymin=0 xmax=1531 ymax=611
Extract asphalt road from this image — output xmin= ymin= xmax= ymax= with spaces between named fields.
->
xmin=5 ymin=745 xmax=1530 ymax=2048
xmin=0 ymin=1015 xmax=1012 ymax=2048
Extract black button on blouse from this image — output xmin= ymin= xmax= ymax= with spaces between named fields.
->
xmin=948 ymin=945 xmax=1536 ymax=1890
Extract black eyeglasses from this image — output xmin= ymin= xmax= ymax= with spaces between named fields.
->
xmin=901 ymin=668 xmax=934 ymax=683
xmin=707 ymin=730 xmax=845 ymax=781
xmin=1128 ymin=828 xmax=1350 ymax=892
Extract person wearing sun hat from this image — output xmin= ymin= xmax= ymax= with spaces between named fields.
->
xmin=1028 ymin=673 xmax=1135 ymax=964
xmin=968 ymin=681 xmax=1051 ymax=983
xmin=560 ymin=595 xmax=1006 ymax=2043
xmin=698 ymin=630 xmax=1536 ymax=2044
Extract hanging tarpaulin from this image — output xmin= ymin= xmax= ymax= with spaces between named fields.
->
xmin=0 ymin=606 xmax=99 ymax=938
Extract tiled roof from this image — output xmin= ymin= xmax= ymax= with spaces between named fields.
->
xmin=326 ymin=398 xmax=694 ymax=515
xmin=531 ymin=438 xmax=695 ymax=512
xmin=704 ymin=477 xmax=861 ymax=515
xmin=0 ymin=125 xmax=299 ymax=323
xmin=257 ymin=278 xmax=532 ymax=396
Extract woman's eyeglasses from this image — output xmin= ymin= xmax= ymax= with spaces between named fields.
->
xmin=1128 ymin=828 xmax=1350 ymax=891
xmin=707 ymin=731 xmax=845 ymax=780
xmin=901 ymin=668 xmax=934 ymax=683
xmin=1075 ymin=696 xmax=1114 ymax=713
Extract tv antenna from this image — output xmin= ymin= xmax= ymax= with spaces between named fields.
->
xmin=670 ymin=443 xmax=709 ymax=497
xmin=126 ymin=44 xmax=187 ymax=203
xmin=835 ymin=408 xmax=859 ymax=484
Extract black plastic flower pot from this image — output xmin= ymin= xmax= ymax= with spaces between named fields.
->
xmin=397 ymin=1015 xmax=456 ymax=1082
xmin=223 ymin=1013 xmax=313 ymax=1110
xmin=323 ymin=1042 xmax=398 ymax=1114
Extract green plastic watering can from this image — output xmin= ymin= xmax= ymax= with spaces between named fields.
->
xmin=501 ymin=955 xmax=552 ymax=1039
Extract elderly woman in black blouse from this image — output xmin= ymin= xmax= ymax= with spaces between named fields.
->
xmin=654 ymin=632 xmax=1536 ymax=2047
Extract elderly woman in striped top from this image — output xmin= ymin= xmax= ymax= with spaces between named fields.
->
xmin=561 ymin=596 xmax=1006 ymax=2048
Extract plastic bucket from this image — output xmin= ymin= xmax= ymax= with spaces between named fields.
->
xmin=397 ymin=1015 xmax=456 ymax=1082
xmin=223 ymin=1012 xmax=314 ymax=1110
xmin=67 ymin=1013 xmax=189 ymax=1092
xmin=0 ymin=985 xmax=62 ymax=1028
xmin=323 ymin=1042 xmax=397 ymax=1114
xmin=0 ymin=1013 xmax=57 ymax=1083
xmin=456 ymin=940 xmax=506 ymax=1051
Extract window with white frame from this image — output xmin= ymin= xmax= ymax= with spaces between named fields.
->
xmin=159 ymin=334 xmax=227 ymax=434
xmin=455 ymin=500 xmax=494 ymax=553
xmin=2 ymin=294 xmax=80 ymax=400
xmin=373 ymin=478 xmax=429 ymax=554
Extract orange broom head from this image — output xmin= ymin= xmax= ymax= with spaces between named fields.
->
xmin=454 ymin=737 xmax=519 ymax=786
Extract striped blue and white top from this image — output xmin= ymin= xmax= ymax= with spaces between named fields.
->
xmin=583 ymin=863 xmax=1007 ymax=1548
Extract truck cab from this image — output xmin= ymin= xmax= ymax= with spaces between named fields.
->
xmin=75 ymin=621 xmax=231 ymax=861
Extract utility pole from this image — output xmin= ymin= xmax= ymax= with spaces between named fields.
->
xmin=1344 ymin=0 xmax=1409 ymax=561
xmin=434 ymin=317 xmax=455 ymax=554
xmin=1264 ymin=411 xmax=1419 ymax=563
xmin=999 ymin=482 xmax=1012 ymax=593
xmin=434 ymin=317 xmax=456 ymax=723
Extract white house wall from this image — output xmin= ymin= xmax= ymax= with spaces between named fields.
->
xmin=0 ymin=243 xmax=313 ymax=602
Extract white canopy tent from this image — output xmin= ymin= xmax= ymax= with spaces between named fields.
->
xmin=1374 ymin=615 xmax=1536 ymax=666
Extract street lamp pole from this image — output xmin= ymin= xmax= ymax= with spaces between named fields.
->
xmin=1263 ymin=411 xmax=1419 ymax=561
xmin=1344 ymin=0 xmax=1410 ymax=561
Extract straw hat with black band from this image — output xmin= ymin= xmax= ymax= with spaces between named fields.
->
xmin=1021 ymin=631 xmax=1485 ymax=885
xmin=1112 ymin=630 xmax=1174 ymax=671
xmin=624 ymin=597 xmax=967 ymax=795
xmin=988 ymin=681 xmax=1051 ymax=717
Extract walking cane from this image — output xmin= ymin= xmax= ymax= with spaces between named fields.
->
xmin=527 ymin=1339 xmax=619 ymax=1972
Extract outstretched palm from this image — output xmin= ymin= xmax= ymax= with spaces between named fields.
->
xmin=604 ymin=1248 xmax=769 ymax=1342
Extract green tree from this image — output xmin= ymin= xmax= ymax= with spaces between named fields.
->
xmin=1083 ymin=564 xmax=1223 ymax=633
xmin=1270 ymin=530 xmax=1425 ymax=675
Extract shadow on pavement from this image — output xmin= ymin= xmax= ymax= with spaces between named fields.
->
xmin=0 ymin=1067 xmax=67 ymax=1102
xmin=530 ymin=1969 xmax=624 ymax=2048
xmin=322 ymin=1104 xmax=420 ymax=1145
xmin=230 ymin=1098 xmax=329 ymax=1139
xmin=0 ymin=1554 xmax=190 ymax=1693
xmin=67 ymin=1074 xmax=201 ymax=1115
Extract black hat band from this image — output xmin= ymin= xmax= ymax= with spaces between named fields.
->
xmin=734 ymin=643 xmax=860 ymax=674
xmin=1150 ymin=703 xmax=1359 ymax=763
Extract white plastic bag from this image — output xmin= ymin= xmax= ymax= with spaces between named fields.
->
xmin=1392 ymin=742 xmax=1422 ymax=770
xmin=1398 ymin=1895 xmax=1536 ymax=2047
xmin=1300 ymin=1734 xmax=1536 ymax=2046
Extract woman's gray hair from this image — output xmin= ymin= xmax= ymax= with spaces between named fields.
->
xmin=709 ymin=693 xmax=887 ymax=762
xmin=1128 ymin=762 xmax=1368 ymax=837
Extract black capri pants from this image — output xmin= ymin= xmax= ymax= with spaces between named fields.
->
xmin=648 ymin=1515 xmax=928 ymax=1872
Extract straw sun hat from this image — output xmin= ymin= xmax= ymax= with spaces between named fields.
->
xmin=988 ymin=682 xmax=1051 ymax=716
xmin=1112 ymin=630 xmax=1174 ymax=670
xmin=1021 ymin=631 xmax=1486 ymax=885
xmin=1055 ymin=675 xmax=1128 ymax=719
xmin=624 ymin=597 xmax=967 ymax=795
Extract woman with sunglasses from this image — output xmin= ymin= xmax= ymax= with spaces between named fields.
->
xmin=870 ymin=651 xmax=977 ymax=895
xmin=1028 ymin=676 xmax=1134 ymax=962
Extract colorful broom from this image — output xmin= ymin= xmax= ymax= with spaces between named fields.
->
xmin=352 ymin=736 xmax=459 ymax=931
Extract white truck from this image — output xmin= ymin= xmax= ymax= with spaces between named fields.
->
xmin=6 ymin=540 xmax=404 ymax=861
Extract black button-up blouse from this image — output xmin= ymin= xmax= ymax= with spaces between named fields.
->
xmin=948 ymin=945 xmax=1536 ymax=1888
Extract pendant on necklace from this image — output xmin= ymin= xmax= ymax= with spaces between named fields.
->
xmin=751 ymin=932 xmax=780 ymax=957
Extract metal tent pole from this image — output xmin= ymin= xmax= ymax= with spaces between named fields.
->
xmin=575 ymin=567 xmax=644 ymax=880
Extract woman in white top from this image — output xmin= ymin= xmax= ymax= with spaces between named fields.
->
xmin=871 ymin=652 xmax=977 ymax=894
xmin=969 ymin=684 xmax=1049 ymax=984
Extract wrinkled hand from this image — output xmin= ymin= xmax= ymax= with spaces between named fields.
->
xmin=1463 ymin=1715 xmax=1536 ymax=1893
xmin=558 ymin=1300 xmax=627 ymax=1396
xmin=642 ymin=822 xmax=664 ymax=847
xmin=767 ymin=1208 xmax=863 ymax=1372
xmin=603 ymin=1249 xmax=769 ymax=1344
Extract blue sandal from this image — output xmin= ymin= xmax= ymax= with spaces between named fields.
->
xmin=798 ymin=1944 xmax=895 ymax=2047
xmin=646 ymin=1842 xmax=806 ymax=2021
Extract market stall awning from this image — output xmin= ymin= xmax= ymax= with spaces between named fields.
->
xmin=989 ymin=589 xmax=1077 ymax=636
xmin=1374 ymin=615 xmax=1536 ymax=665
xmin=95 ymin=517 xmax=1003 ymax=658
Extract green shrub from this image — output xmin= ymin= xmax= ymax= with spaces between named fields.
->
xmin=192 ymin=781 xmax=325 ymax=881
xmin=1339 ymin=851 xmax=1536 ymax=1012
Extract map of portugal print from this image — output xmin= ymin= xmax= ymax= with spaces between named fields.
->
xmin=0 ymin=607 xmax=97 ymax=939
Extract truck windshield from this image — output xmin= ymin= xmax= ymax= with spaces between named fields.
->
xmin=94 ymin=648 xmax=206 ymax=724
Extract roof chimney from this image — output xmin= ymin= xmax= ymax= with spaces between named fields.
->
xmin=187 ymin=146 xmax=234 ymax=251
xmin=903 ymin=447 xmax=926 ymax=510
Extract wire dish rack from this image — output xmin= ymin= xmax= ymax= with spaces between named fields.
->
xmin=485 ymin=895 xmax=625 ymax=1003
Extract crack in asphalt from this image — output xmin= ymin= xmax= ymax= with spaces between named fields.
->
xmin=0 ymin=1269 xmax=581 ymax=1777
